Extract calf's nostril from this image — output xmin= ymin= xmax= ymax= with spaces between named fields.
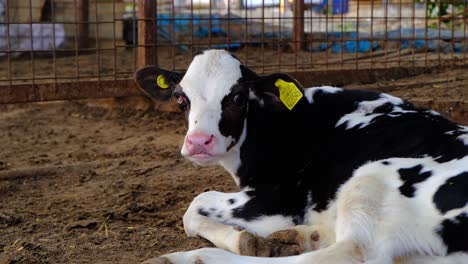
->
xmin=204 ymin=135 xmax=214 ymax=145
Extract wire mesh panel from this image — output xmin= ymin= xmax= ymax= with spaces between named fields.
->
xmin=133 ymin=0 xmax=467 ymax=72
xmin=0 ymin=0 xmax=466 ymax=103
xmin=0 ymin=0 xmax=141 ymax=103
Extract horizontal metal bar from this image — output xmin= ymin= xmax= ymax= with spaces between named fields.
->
xmin=128 ymin=16 xmax=466 ymax=21
xmin=0 ymin=79 xmax=140 ymax=104
xmin=2 ymin=18 xmax=447 ymax=24
xmin=0 ymin=74 xmax=134 ymax=83
xmin=289 ymin=65 xmax=468 ymax=87
xmin=7 ymin=16 xmax=458 ymax=25
xmin=1 ymin=62 xmax=463 ymax=84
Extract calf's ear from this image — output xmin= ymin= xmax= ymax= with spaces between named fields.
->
xmin=134 ymin=66 xmax=185 ymax=101
xmin=251 ymin=73 xmax=304 ymax=111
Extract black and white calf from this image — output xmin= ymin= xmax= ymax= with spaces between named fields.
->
xmin=135 ymin=50 xmax=468 ymax=264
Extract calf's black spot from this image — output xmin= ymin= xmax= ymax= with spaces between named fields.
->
xmin=398 ymin=165 xmax=433 ymax=197
xmin=293 ymin=215 xmax=303 ymax=225
xmin=437 ymin=212 xmax=468 ymax=253
xmin=373 ymin=102 xmax=395 ymax=114
xmin=198 ymin=208 xmax=210 ymax=217
xmin=434 ymin=172 xmax=468 ymax=214
xmin=218 ymin=86 xmax=248 ymax=151
xmin=228 ymin=198 xmax=236 ymax=205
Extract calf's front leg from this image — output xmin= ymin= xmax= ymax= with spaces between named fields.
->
xmin=182 ymin=190 xmax=300 ymax=256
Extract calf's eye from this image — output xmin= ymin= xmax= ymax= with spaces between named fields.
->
xmin=174 ymin=93 xmax=189 ymax=111
xmin=232 ymin=93 xmax=247 ymax=107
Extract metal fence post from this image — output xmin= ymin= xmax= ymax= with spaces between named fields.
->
xmin=293 ymin=0 xmax=304 ymax=51
xmin=78 ymin=0 xmax=89 ymax=49
xmin=138 ymin=0 xmax=157 ymax=68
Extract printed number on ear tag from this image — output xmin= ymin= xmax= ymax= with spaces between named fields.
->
xmin=157 ymin=75 xmax=170 ymax=89
xmin=275 ymin=79 xmax=303 ymax=110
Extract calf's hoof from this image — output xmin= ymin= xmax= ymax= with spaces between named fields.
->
xmin=266 ymin=229 xmax=308 ymax=256
xmin=238 ymin=230 xmax=302 ymax=257
xmin=238 ymin=231 xmax=270 ymax=257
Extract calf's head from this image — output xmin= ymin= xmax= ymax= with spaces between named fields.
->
xmin=135 ymin=50 xmax=303 ymax=165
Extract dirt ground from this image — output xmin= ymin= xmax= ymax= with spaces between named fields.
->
xmin=0 ymin=103 xmax=234 ymax=264
xmin=0 ymin=68 xmax=467 ymax=264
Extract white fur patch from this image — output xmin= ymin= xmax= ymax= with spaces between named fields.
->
xmin=446 ymin=126 xmax=468 ymax=145
xmin=184 ymin=189 xmax=295 ymax=240
xmin=229 ymin=215 xmax=295 ymax=237
xmin=426 ymin=110 xmax=441 ymax=116
xmin=336 ymin=94 xmax=405 ymax=129
xmin=304 ymin=86 xmax=343 ymax=104
xmin=184 ymin=190 xmax=251 ymax=237
xmin=458 ymin=126 xmax=468 ymax=145
xmin=391 ymin=106 xmax=417 ymax=114
xmin=458 ymin=134 xmax=468 ymax=145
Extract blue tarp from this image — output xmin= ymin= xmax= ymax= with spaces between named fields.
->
xmin=156 ymin=13 xmax=246 ymax=51
xmin=154 ymin=12 xmax=465 ymax=53
xmin=373 ymin=28 xmax=465 ymax=52
xmin=306 ymin=28 xmax=466 ymax=53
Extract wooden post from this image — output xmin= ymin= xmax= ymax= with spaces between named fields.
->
xmin=138 ymin=0 xmax=157 ymax=68
xmin=39 ymin=0 xmax=53 ymax=22
xmin=77 ymin=0 xmax=89 ymax=49
xmin=293 ymin=0 xmax=304 ymax=52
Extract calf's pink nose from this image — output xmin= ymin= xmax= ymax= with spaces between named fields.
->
xmin=186 ymin=133 xmax=215 ymax=154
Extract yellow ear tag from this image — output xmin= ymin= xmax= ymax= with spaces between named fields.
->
xmin=157 ymin=74 xmax=170 ymax=89
xmin=275 ymin=79 xmax=303 ymax=110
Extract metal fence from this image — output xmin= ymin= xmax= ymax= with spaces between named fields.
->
xmin=0 ymin=0 xmax=466 ymax=104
